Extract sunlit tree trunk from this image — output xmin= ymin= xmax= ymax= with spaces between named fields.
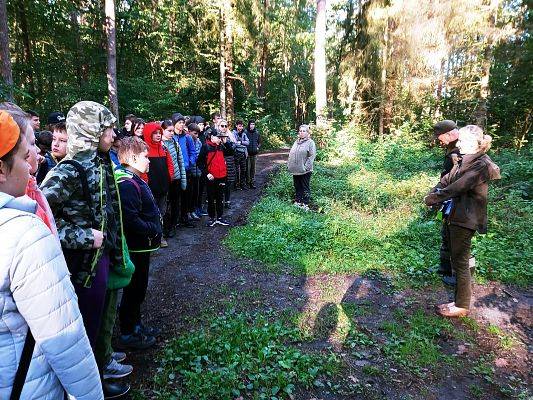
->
xmin=224 ymin=0 xmax=235 ymax=125
xmin=314 ymin=0 xmax=327 ymax=127
xmin=105 ymin=0 xmax=119 ymax=123
xmin=0 ymin=0 xmax=13 ymax=101
xmin=257 ymin=0 xmax=269 ymax=102
xmin=378 ymin=16 xmax=389 ymax=139
xmin=219 ymin=5 xmax=226 ymax=119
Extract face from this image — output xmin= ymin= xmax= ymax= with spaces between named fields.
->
xmin=98 ymin=127 xmax=116 ymax=152
xmin=24 ymin=125 xmax=40 ymax=174
xmin=52 ymin=128 xmax=68 ymax=160
xmin=129 ymin=150 xmax=150 ymax=173
xmin=219 ymin=121 xmax=228 ymax=133
xmin=0 ymin=137 xmax=30 ymax=197
xmin=30 ymin=116 xmax=40 ymax=131
xmin=249 ymin=122 xmax=255 ymax=130
xmin=124 ymin=119 xmax=132 ymax=131
xmin=134 ymin=123 xmax=144 ymax=137
xmin=213 ymin=115 xmax=221 ymax=127
xmin=152 ymin=131 xmax=162 ymax=143
xmin=437 ymin=129 xmax=459 ymax=147
xmin=236 ymin=123 xmax=244 ymax=132
xmin=162 ymin=125 xmax=174 ymax=140
xmin=174 ymin=120 xmax=185 ymax=132
xmin=298 ymin=126 xmax=310 ymax=139
xmin=210 ymin=135 xmax=221 ymax=145
xmin=457 ymin=132 xmax=479 ymax=155
xmin=198 ymin=122 xmax=205 ymax=132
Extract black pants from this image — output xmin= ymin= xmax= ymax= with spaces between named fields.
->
xmin=119 ymin=251 xmax=151 ymax=335
xmin=439 ymin=219 xmax=452 ymax=275
xmin=188 ymin=175 xmax=200 ymax=212
xmin=448 ymin=224 xmax=475 ymax=309
xmin=167 ymin=180 xmax=180 ymax=228
xmin=179 ymin=171 xmax=191 ymax=221
xmin=293 ymin=172 xmax=312 ymax=205
xmin=197 ymin=174 xmax=207 ymax=211
xmin=225 ymin=180 xmax=232 ymax=203
xmin=235 ymin=156 xmax=247 ymax=187
xmin=207 ymin=178 xmax=225 ymax=219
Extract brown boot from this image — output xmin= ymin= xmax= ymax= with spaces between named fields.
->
xmin=437 ymin=305 xmax=469 ymax=318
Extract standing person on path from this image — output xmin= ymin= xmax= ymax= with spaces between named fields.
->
xmin=143 ymin=122 xmax=174 ymax=247
xmin=116 ymin=137 xmax=162 ymax=348
xmin=287 ymin=124 xmax=316 ymax=210
xmin=187 ymin=122 xmax=203 ymax=220
xmin=0 ymin=110 xmax=103 ymax=400
xmin=219 ymin=119 xmax=236 ymax=208
xmin=245 ymin=119 xmax=261 ymax=189
xmin=231 ymin=120 xmax=249 ymax=190
xmin=162 ymin=119 xmax=186 ymax=236
xmin=425 ymin=125 xmax=500 ymax=318
xmin=198 ymin=130 xmax=232 ymax=226
xmin=431 ymin=120 xmax=462 ymax=285
xmin=40 ymin=101 xmax=130 ymax=398
xmin=172 ymin=112 xmax=196 ymax=227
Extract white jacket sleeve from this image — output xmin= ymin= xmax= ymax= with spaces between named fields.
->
xmin=9 ymin=217 xmax=103 ymax=400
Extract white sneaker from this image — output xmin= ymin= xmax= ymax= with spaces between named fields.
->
xmin=103 ymin=358 xmax=133 ymax=379
xmin=111 ymin=351 xmax=126 ymax=363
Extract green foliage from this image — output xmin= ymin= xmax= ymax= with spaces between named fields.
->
xmin=226 ymin=128 xmax=533 ymax=285
xmin=151 ymin=311 xmax=339 ymax=400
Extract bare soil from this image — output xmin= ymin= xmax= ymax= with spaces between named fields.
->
xmin=121 ymin=150 xmax=532 ymax=400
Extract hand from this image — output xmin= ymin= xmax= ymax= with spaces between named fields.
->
xmin=91 ymin=229 xmax=104 ymax=249
xmin=207 ymin=173 xmax=214 ymax=181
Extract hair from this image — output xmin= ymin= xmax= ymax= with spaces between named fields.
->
xmin=27 ymin=109 xmax=39 ymax=117
xmin=458 ymin=125 xmax=492 ymax=154
xmin=125 ymin=114 xmax=136 ymax=122
xmin=247 ymin=119 xmax=256 ymax=131
xmin=118 ymin=136 xmax=148 ymax=165
xmin=235 ymin=120 xmax=244 ymax=126
xmin=0 ymin=102 xmax=31 ymax=134
xmin=219 ymin=118 xmax=228 ymax=126
xmin=132 ymin=118 xmax=145 ymax=132
xmin=188 ymin=123 xmax=200 ymax=134
xmin=36 ymin=130 xmax=53 ymax=152
xmin=161 ymin=119 xmax=173 ymax=130
xmin=211 ymin=111 xmax=221 ymax=120
xmin=299 ymin=124 xmax=310 ymax=134
xmin=53 ymin=121 xmax=67 ymax=133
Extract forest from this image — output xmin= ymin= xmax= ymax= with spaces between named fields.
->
xmin=0 ymin=0 xmax=530 ymax=147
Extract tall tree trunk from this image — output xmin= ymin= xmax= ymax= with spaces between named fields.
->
xmin=257 ymin=0 xmax=269 ymax=101
xmin=105 ymin=0 xmax=119 ymax=123
xmin=224 ymin=0 xmax=235 ymax=125
xmin=314 ymin=0 xmax=327 ymax=127
xmin=219 ymin=5 xmax=226 ymax=119
xmin=332 ymin=0 xmax=355 ymax=101
xmin=0 ymin=0 xmax=13 ymax=101
xmin=378 ymin=16 xmax=389 ymax=139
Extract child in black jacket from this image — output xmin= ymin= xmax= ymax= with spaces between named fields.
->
xmin=116 ymin=137 xmax=162 ymax=350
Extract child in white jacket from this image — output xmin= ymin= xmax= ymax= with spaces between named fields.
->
xmin=0 ymin=111 xmax=103 ymax=399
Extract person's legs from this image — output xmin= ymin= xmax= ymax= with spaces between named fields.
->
xmin=168 ymin=181 xmax=179 ymax=229
xmin=73 ymin=253 xmax=110 ymax=351
xmin=189 ymin=176 xmax=199 ymax=213
xmin=247 ymin=155 xmax=257 ymax=186
xmin=119 ymin=252 xmax=151 ymax=335
xmin=198 ymin=174 xmax=207 ymax=213
xmin=448 ymin=224 xmax=475 ymax=309
xmin=206 ymin=179 xmax=217 ymax=219
xmin=225 ymin=180 xmax=232 ymax=204
xmin=95 ymin=289 xmax=119 ymax=367
xmin=439 ymin=220 xmax=453 ymax=276
xmin=293 ymin=174 xmax=303 ymax=203
xmin=216 ymin=179 xmax=225 ymax=218
xmin=179 ymin=174 xmax=189 ymax=221
xmin=301 ymin=172 xmax=312 ymax=205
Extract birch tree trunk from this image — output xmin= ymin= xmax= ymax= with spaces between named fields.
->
xmin=314 ymin=0 xmax=327 ymax=127
xmin=105 ymin=0 xmax=120 ymax=123
xmin=0 ymin=0 xmax=13 ymax=101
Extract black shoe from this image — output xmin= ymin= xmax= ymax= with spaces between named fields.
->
xmin=135 ymin=323 xmax=161 ymax=337
xmin=103 ymin=381 xmax=130 ymax=399
xmin=216 ymin=218 xmax=230 ymax=226
xmin=116 ymin=332 xmax=156 ymax=350
xmin=206 ymin=218 xmax=217 ymax=227
xmin=442 ymin=275 xmax=456 ymax=287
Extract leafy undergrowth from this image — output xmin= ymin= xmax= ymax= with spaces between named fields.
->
xmin=144 ymin=311 xmax=339 ymax=400
xmin=226 ymin=127 xmax=532 ymax=286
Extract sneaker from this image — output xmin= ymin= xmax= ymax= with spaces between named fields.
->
xmin=199 ymin=208 xmax=209 ymax=216
xmin=103 ymin=381 xmax=130 ymax=399
xmin=103 ymin=358 xmax=133 ymax=379
xmin=216 ymin=217 xmax=230 ymax=226
xmin=160 ymin=238 xmax=168 ymax=248
xmin=116 ymin=332 xmax=156 ymax=350
xmin=191 ymin=212 xmax=201 ymax=220
xmin=135 ymin=323 xmax=161 ymax=337
xmin=111 ymin=351 xmax=126 ymax=363
xmin=206 ymin=218 xmax=217 ymax=227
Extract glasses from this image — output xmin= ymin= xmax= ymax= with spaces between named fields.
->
xmin=220 ymin=124 xmax=227 ymax=127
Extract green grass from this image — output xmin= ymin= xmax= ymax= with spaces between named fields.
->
xmin=148 ymin=311 xmax=339 ymax=400
xmin=225 ymin=128 xmax=533 ymax=286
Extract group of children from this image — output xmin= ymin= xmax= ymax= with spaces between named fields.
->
xmin=0 ymin=102 xmax=260 ymax=399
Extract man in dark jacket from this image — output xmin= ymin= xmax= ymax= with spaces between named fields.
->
xmin=431 ymin=120 xmax=460 ymax=284
xmin=245 ymin=120 xmax=261 ymax=188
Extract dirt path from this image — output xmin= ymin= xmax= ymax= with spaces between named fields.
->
xmin=124 ymin=150 xmax=531 ymax=399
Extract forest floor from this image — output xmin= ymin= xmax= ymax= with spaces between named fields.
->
xmin=124 ymin=150 xmax=531 ymax=400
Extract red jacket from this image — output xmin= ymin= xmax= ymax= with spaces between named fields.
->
xmin=199 ymin=140 xmax=227 ymax=179
xmin=142 ymin=122 xmax=175 ymax=182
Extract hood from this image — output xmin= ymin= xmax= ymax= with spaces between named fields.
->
xmin=484 ymin=155 xmax=501 ymax=181
xmin=65 ymin=101 xmax=116 ymax=159
xmin=461 ymin=153 xmax=501 ymax=181
xmin=0 ymin=192 xmax=37 ymax=214
xmin=142 ymin=122 xmax=163 ymax=153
